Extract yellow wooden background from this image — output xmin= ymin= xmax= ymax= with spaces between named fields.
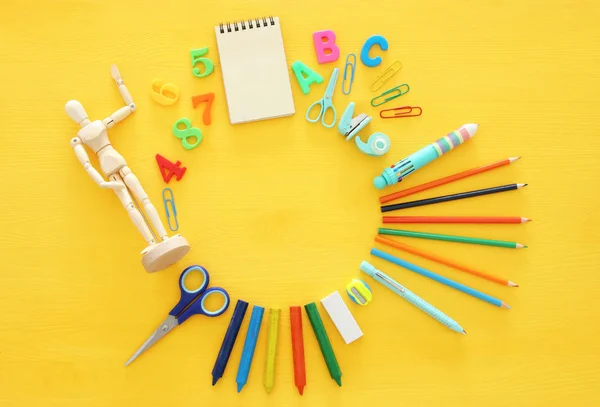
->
xmin=1 ymin=0 xmax=599 ymax=406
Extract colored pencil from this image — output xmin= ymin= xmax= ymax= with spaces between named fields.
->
xmin=381 ymin=183 xmax=527 ymax=212
xmin=378 ymin=228 xmax=527 ymax=249
xmin=236 ymin=306 xmax=264 ymax=393
xmin=264 ymin=309 xmax=280 ymax=394
xmin=379 ymin=157 xmax=520 ymax=204
xmin=382 ymin=216 xmax=531 ymax=224
xmin=290 ymin=306 xmax=307 ymax=395
xmin=375 ymin=235 xmax=518 ymax=286
xmin=371 ymin=248 xmax=510 ymax=308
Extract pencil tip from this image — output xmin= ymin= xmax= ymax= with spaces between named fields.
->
xmin=266 ymin=386 xmax=273 ymax=394
xmin=462 ymin=330 xmax=467 ymax=335
xmin=509 ymin=156 xmax=521 ymax=162
xmin=335 ymin=377 xmax=342 ymax=387
xmin=212 ymin=376 xmax=219 ymax=386
xmin=237 ymin=383 xmax=244 ymax=393
xmin=502 ymin=302 xmax=511 ymax=309
xmin=522 ymin=217 xmax=532 ymax=223
xmin=508 ymin=281 xmax=519 ymax=287
xmin=298 ymin=386 xmax=305 ymax=395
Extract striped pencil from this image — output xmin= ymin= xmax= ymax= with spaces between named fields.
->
xmin=375 ymin=235 xmax=518 ymax=287
xmin=371 ymin=248 xmax=510 ymax=308
xmin=379 ymin=157 xmax=520 ymax=204
xmin=382 ymin=216 xmax=531 ymax=224
xmin=378 ymin=228 xmax=527 ymax=249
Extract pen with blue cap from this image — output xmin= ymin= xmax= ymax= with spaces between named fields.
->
xmin=360 ymin=261 xmax=466 ymax=334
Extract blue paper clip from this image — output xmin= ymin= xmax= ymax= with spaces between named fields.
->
xmin=342 ymin=54 xmax=356 ymax=95
xmin=162 ymin=188 xmax=179 ymax=231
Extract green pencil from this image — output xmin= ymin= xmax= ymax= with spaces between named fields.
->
xmin=378 ymin=228 xmax=527 ymax=249
xmin=304 ymin=303 xmax=342 ymax=386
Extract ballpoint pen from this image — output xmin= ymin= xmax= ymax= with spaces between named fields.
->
xmin=360 ymin=261 xmax=466 ymax=334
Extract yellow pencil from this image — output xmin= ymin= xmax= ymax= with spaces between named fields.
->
xmin=264 ymin=308 xmax=281 ymax=394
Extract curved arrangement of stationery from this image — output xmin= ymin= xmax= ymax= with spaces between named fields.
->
xmin=64 ymin=14 xmax=529 ymax=397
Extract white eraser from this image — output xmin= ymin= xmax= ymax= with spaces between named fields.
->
xmin=321 ymin=291 xmax=363 ymax=344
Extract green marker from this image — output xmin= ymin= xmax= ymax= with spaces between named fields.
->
xmin=378 ymin=228 xmax=527 ymax=249
xmin=304 ymin=302 xmax=342 ymax=387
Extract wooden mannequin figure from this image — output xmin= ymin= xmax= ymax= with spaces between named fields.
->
xmin=65 ymin=65 xmax=190 ymax=272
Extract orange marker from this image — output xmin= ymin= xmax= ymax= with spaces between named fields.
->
xmin=375 ymin=235 xmax=518 ymax=287
xmin=290 ymin=306 xmax=307 ymax=395
xmin=379 ymin=157 xmax=520 ymax=204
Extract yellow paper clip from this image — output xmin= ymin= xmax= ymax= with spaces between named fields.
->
xmin=369 ymin=60 xmax=403 ymax=92
xmin=371 ymin=84 xmax=410 ymax=107
xmin=380 ymin=105 xmax=423 ymax=119
xmin=342 ymin=54 xmax=356 ymax=95
xmin=162 ymin=188 xmax=179 ymax=231
xmin=150 ymin=79 xmax=180 ymax=106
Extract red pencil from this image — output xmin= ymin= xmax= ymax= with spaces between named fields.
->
xmin=379 ymin=157 xmax=520 ymax=204
xmin=383 ymin=216 xmax=531 ymax=224
xmin=290 ymin=306 xmax=307 ymax=395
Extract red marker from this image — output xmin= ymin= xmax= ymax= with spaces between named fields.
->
xmin=290 ymin=306 xmax=307 ymax=395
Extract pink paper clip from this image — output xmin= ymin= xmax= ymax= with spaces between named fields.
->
xmin=380 ymin=106 xmax=423 ymax=119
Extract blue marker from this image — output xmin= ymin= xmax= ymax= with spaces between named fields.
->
xmin=235 ymin=305 xmax=264 ymax=393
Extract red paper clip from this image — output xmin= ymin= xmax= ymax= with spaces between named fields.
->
xmin=380 ymin=106 xmax=422 ymax=119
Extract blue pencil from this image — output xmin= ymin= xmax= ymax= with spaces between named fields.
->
xmin=212 ymin=300 xmax=248 ymax=386
xmin=236 ymin=305 xmax=265 ymax=392
xmin=370 ymin=248 xmax=510 ymax=308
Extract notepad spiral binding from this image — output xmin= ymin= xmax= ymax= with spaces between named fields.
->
xmin=218 ymin=16 xmax=276 ymax=34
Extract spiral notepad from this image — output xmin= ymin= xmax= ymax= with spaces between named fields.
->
xmin=215 ymin=17 xmax=295 ymax=124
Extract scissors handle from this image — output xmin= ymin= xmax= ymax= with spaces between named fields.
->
xmin=169 ymin=265 xmax=210 ymax=317
xmin=320 ymin=104 xmax=337 ymax=128
xmin=178 ymin=287 xmax=230 ymax=324
xmin=306 ymin=101 xmax=324 ymax=123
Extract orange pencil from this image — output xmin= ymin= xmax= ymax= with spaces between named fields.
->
xmin=379 ymin=157 xmax=520 ymax=204
xmin=375 ymin=235 xmax=518 ymax=287
xmin=383 ymin=216 xmax=531 ymax=224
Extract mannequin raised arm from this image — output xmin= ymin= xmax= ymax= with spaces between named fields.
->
xmin=103 ymin=64 xmax=136 ymax=128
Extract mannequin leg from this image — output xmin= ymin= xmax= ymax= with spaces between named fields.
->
xmin=120 ymin=166 xmax=169 ymax=241
xmin=109 ymin=173 xmax=156 ymax=245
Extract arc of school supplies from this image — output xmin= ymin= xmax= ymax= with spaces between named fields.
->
xmin=381 ymin=183 xmax=528 ymax=212
xmin=374 ymin=123 xmax=479 ymax=190
xmin=378 ymin=228 xmax=527 ymax=249
xmin=304 ymin=302 xmax=342 ymax=387
xmin=212 ymin=300 xmax=249 ymax=386
xmin=360 ymin=261 xmax=466 ymax=334
xmin=370 ymin=248 xmax=511 ymax=308
xmin=379 ymin=157 xmax=520 ymax=204
xmin=264 ymin=309 xmax=280 ymax=394
xmin=382 ymin=216 xmax=531 ymax=224
xmin=236 ymin=306 xmax=264 ymax=393
xmin=290 ymin=307 xmax=307 ymax=395
xmin=375 ymin=235 xmax=518 ymax=287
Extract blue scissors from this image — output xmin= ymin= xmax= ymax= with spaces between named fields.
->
xmin=306 ymin=67 xmax=339 ymax=128
xmin=125 ymin=265 xmax=230 ymax=366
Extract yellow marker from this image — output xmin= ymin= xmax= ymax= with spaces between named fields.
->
xmin=264 ymin=308 xmax=281 ymax=393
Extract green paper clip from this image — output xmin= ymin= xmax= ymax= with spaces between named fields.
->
xmin=371 ymin=84 xmax=410 ymax=107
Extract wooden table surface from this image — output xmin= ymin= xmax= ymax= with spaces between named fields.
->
xmin=1 ymin=0 xmax=599 ymax=406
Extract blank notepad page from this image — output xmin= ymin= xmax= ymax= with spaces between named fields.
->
xmin=215 ymin=17 xmax=295 ymax=124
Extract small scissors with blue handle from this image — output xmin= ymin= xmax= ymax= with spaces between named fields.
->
xmin=125 ymin=265 xmax=230 ymax=366
xmin=306 ymin=67 xmax=339 ymax=128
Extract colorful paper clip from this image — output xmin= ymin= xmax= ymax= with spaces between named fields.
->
xmin=162 ymin=187 xmax=179 ymax=231
xmin=369 ymin=60 xmax=402 ymax=91
xmin=371 ymin=84 xmax=410 ymax=107
xmin=342 ymin=54 xmax=356 ymax=95
xmin=380 ymin=106 xmax=423 ymax=119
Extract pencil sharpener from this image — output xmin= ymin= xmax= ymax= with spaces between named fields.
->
xmin=346 ymin=279 xmax=373 ymax=306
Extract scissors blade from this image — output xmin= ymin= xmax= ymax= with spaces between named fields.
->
xmin=124 ymin=315 xmax=179 ymax=366
xmin=325 ymin=68 xmax=339 ymax=98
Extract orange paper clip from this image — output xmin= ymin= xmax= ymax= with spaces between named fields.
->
xmin=380 ymin=106 xmax=422 ymax=119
